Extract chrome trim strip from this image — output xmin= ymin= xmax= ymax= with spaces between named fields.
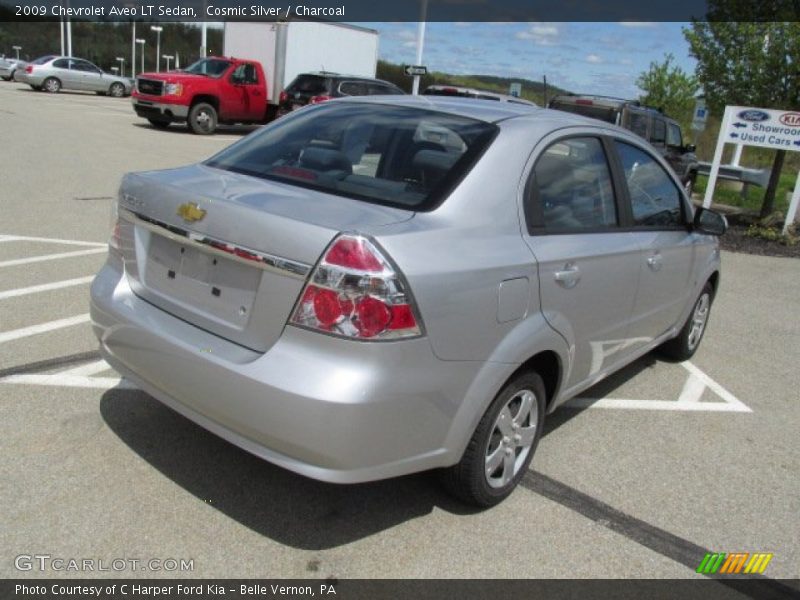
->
xmin=120 ymin=207 xmax=311 ymax=279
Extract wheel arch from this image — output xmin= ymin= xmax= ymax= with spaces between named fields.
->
xmin=190 ymin=94 xmax=219 ymax=112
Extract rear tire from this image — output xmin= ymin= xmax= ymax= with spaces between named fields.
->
xmin=441 ymin=371 xmax=546 ymax=507
xmin=188 ymin=102 xmax=217 ymax=135
xmin=109 ymin=82 xmax=125 ymax=98
xmin=148 ymin=118 xmax=171 ymax=130
xmin=43 ymin=77 xmax=61 ymax=93
xmin=659 ymin=282 xmax=714 ymax=361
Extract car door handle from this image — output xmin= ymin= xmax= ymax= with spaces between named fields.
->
xmin=647 ymin=253 xmax=664 ymax=271
xmin=554 ymin=264 xmax=581 ymax=288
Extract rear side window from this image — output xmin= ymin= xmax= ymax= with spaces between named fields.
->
xmin=615 ymin=141 xmax=684 ymax=228
xmin=339 ymin=81 xmax=367 ymax=96
xmin=205 ymin=103 xmax=497 ymax=211
xmin=627 ymin=112 xmax=648 ymax=138
xmin=52 ymin=58 xmax=70 ymax=69
xmin=529 ymin=137 xmax=618 ymax=231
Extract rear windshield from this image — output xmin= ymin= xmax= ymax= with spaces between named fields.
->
xmin=205 ymin=102 xmax=497 ymax=211
xmin=549 ymin=100 xmax=619 ymax=124
xmin=32 ymin=55 xmax=56 ymax=65
xmin=286 ymin=75 xmax=330 ymax=95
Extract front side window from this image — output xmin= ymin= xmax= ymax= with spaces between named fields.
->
xmin=667 ymin=123 xmax=683 ymax=147
xmin=205 ymin=103 xmax=497 ymax=211
xmin=615 ymin=141 xmax=684 ymax=228
xmin=339 ymin=81 xmax=367 ymax=96
xmin=529 ymin=137 xmax=618 ymax=231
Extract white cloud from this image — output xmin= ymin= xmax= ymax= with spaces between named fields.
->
xmin=516 ymin=23 xmax=560 ymax=45
xmin=618 ymin=21 xmax=657 ymax=28
xmin=586 ymin=54 xmax=603 ymax=64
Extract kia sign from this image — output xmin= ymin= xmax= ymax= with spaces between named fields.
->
xmin=722 ymin=106 xmax=800 ymax=151
xmin=704 ymin=105 xmax=800 ymax=235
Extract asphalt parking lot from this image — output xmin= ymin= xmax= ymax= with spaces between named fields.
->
xmin=1 ymin=81 xmax=798 ymax=584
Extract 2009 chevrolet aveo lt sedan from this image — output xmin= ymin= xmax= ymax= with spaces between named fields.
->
xmin=91 ymin=96 xmax=726 ymax=506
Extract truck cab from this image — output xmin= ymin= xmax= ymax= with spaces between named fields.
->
xmin=132 ymin=57 xmax=269 ymax=134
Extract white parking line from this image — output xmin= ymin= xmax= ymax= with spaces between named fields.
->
xmin=0 ymin=373 xmax=135 ymax=389
xmin=0 ymin=314 xmax=91 ymax=344
xmin=0 ymin=235 xmax=106 ymax=247
xmin=566 ymin=361 xmax=752 ymax=413
xmin=0 ymin=276 xmax=94 ymax=300
xmin=0 ymin=248 xmax=106 ymax=268
xmin=60 ymin=359 xmax=111 ymax=377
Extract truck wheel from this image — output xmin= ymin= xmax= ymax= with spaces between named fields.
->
xmin=43 ymin=77 xmax=61 ymax=93
xmin=148 ymin=118 xmax=170 ymax=130
xmin=441 ymin=371 xmax=546 ymax=507
xmin=188 ymin=102 xmax=217 ymax=135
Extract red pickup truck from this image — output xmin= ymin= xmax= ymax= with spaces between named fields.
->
xmin=132 ymin=57 xmax=272 ymax=135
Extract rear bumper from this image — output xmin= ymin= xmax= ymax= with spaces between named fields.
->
xmin=90 ymin=256 xmax=494 ymax=483
xmin=132 ymin=97 xmax=189 ymax=121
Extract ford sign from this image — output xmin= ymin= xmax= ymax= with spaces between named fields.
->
xmin=737 ymin=110 xmax=770 ymax=122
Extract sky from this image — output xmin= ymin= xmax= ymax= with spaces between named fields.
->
xmin=359 ymin=22 xmax=697 ymax=98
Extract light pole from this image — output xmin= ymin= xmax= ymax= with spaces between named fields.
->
xmin=116 ymin=56 xmax=125 ymax=78
xmin=136 ymin=39 xmax=146 ymax=75
xmin=411 ymin=0 xmax=429 ymax=95
xmin=162 ymin=54 xmax=174 ymax=71
xmin=12 ymin=45 xmax=21 ymax=60
xmin=150 ymin=26 xmax=163 ymax=72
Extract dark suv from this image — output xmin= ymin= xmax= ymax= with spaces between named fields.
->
xmin=548 ymin=94 xmax=699 ymax=193
xmin=278 ymin=72 xmax=405 ymax=116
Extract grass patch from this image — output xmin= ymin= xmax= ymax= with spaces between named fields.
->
xmin=693 ymin=171 xmax=795 ymax=214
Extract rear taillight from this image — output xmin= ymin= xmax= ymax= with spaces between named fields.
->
xmin=279 ymin=90 xmax=289 ymax=103
xmin=25 ymin=65 xmax=33 ymax=74
xmin=109 ymin=199 xmax=121 ymax=251
xmin=290 ymin=234 xmax=422 ymax=340
xmin=310 ymin=95 xmax=333 ymax=104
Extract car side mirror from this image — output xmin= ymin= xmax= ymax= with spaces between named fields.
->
xmin=684 ymin=144 xmax=696 ymax=153
xmin=693 ymin=207 xmax=727 ymax=236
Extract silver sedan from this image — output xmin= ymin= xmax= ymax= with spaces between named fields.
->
xmin=91 ymin=97 xmax=726 ymax=506
xmin=17 ymin=55 xmax=132 ymax=97
xmin=0 ymin=58 xmax=26 ymax=81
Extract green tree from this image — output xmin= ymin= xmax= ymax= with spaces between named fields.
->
xmin=636 ymin=53 xmax=699 ymax=131
xmin=684 ymin=20 xmax=800 ymax=218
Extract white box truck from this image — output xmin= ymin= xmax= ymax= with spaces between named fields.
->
xmin=223 ymin=21 xmax=379 ymax=109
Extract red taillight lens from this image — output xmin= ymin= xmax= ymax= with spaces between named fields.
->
xmin=279 ymin=90 xmax=289 ymax=103
xmin=25 ymin=65 xmax=33 ymax=74
xmin=324 ymin=237 xmax=383 ymax=272
xmin=290 ymin=234 xmax=422 ymax=340
xmin=310 ymin=95 xmax=333 ymax=104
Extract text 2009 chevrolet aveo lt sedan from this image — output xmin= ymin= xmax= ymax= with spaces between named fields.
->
xmin=91 ymin=96 xmax=726 ymax=506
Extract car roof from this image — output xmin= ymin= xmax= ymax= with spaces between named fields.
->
xmin=424 ymin=85 xmax=537 ymax=105
xmin=336 ymin=95 xmax=605 ymax=126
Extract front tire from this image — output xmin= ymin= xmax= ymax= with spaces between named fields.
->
xmin=188 ymin=102 xmax=217 ymax=135
xmin=442 ymin=372 xmax=546 ymax=507
xmin=109 ymin=82 xmax=125 ymax=98
xmin=43 ymin=77 xmax=61 ymax=93
xmin=659 ymin=282 xmax=714 ymax=361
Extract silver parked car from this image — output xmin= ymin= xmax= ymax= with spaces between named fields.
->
xmin=18 ymin=55 xmax=132 ymax=97
xmin=0 ymin=57 xmax=27 ymax=81
xmin=91 ymin=97 xmax=726 ymax=506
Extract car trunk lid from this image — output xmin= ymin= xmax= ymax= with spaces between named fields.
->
xmin=117 ymin=164 xmax=413 ymax=352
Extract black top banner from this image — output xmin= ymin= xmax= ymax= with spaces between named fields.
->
xmin=2 ymin=0 xmax=800 ymax=22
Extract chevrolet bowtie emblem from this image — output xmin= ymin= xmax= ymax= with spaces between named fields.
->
xmin=177 ymin=202 xmax=206 ymax=223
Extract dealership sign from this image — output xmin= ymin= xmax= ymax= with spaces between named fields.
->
xmin=703 ymin=105 xmax=800 ymax=235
